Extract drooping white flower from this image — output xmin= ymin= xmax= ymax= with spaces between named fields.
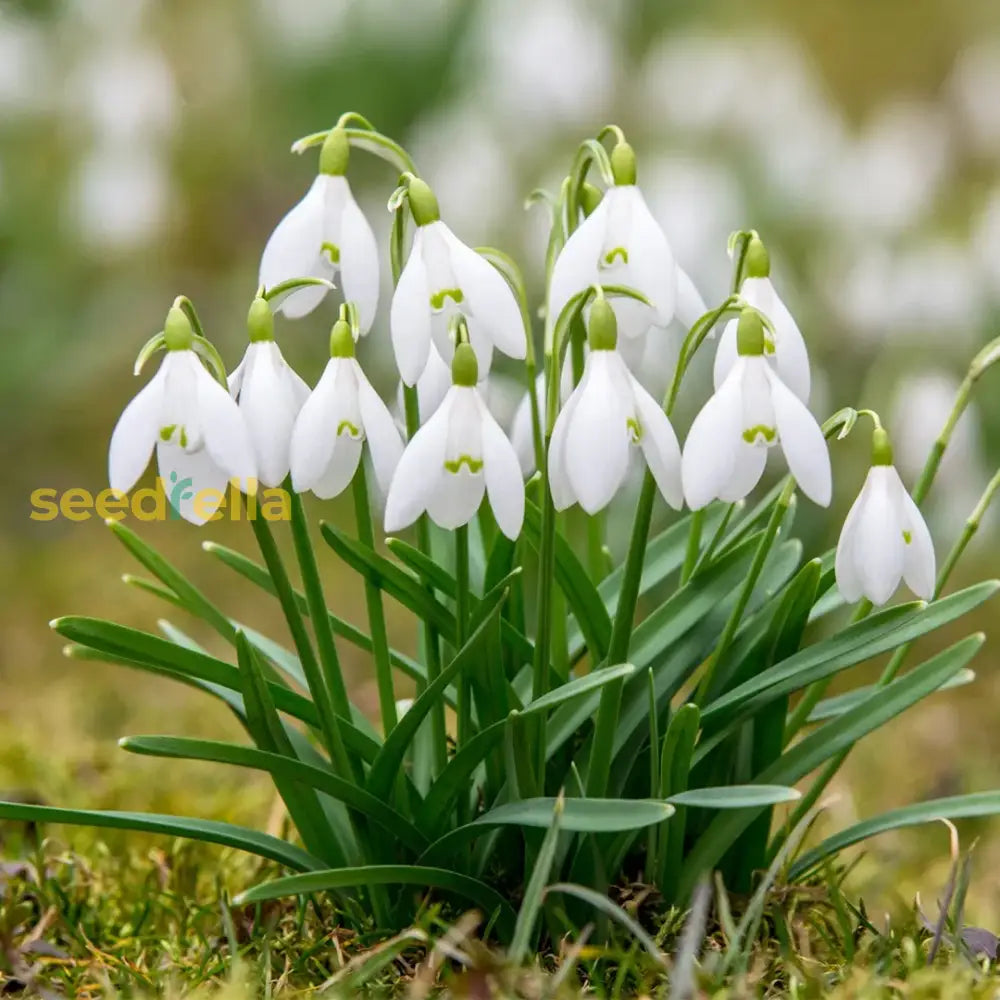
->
xmin=390 ymin=177 xmax=526 ymax=385
xmin=548 ymin=299 xmax=683 ymax=514
xmin=835 ymin=429 xmax=935 ymax=605
xmin=290 ymin=320 xmax=404 ymax=499
xmin=547 ymin=142 xmax=704 ymax=344
xmin=713 ymin=236 xmax=811 ymax=402
xmin=385 ymin=342 xmax=525 ymax=539
xmin=259 ymin=128 xmax=379 ymax=330
xmin=108 ymin=306 xmax=257 ymax=525
xmin=682 ymin=309 xmax=831 ymax=509
xmin=229 ymin=298 xmax=310 ymax=488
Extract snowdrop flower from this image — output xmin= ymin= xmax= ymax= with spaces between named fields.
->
xmin=547 ymin=141 xmax=703 ymax=344
xmin=836 ymin=428 xmax=935 ymax=605
xmin=108 ymin=305 xmax=256 ymax=525
xmin=290 ymin=319 xmax=404 ymax=499
xmin=548 ymin=298 xmax=683 ymax=514
xmin=390 ymin=177 xmax=526 ymax=385
xmin=682 ymin=309 xmax=831 ymax=509
xmin=229 ymin=297 xmax=310 ymax=488
xmin=385 ymin=341 xmax=525 ymax=539
xmin=259 ymin=129 xmax=379 ymax=330
xmin=713 ymin=236 xmax=811 ymax=402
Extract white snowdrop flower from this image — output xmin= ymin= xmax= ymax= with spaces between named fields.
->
xmin=548 ymin=299 xmax=683 ymax=514
xmin=259 ymin=129 xmax=379 ymax=330
xmin=682 ymin=309 xmax=831 ymax=510
xmin=385 ymin=342 xmax=525 ymax=539
xmin=713 ymin=236 xmax=811 ymax=403
xmin=836 ymin=428 xmax=935 ymax=605
xmin=290 ymin=319 xmax=404 ymax=500
xmin=228 ymin=297 xmax=310 ymax=488
xmin=108 ymin=305 xmax=257 ymax=525
xmin=390 ymin=177 xmax=526 ymax=385
xmin=547 ymin=141 xmax=704 ymax=344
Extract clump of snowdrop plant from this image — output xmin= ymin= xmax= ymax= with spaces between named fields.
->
xmin=16 ymin=117 xmax=1000 ymax=953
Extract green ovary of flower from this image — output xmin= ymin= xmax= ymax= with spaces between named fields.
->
xmin=322 ymin=242 xmax=341 ymax=264
xmin=430 ymin=288 xmax=464 ymax=311
xmin=602 ymin=246 xmax=628 ymax=266
xmin=336 ymin=420 xmax=362 ymax=439
xmin=444 ymin=455 xmax=483 ymax=474
xmin=742 ymin=424 xmax=776 ymax=444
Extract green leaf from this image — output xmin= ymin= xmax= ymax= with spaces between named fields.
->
xmin=385 ymin=537 xmax=458 ymax=596
xmin=522 ymin=499 xmax=611 ymax=663
xmin=233 ymin=866 xmax=516 ymax=939
xmin=509 ymin=796 xmax=564 ymax=962
xmin=789 ymin=791 xmax=1000 ymax=879
xmin=667 ymin=786 xmax=801 ymax=808
xmin=366 ymin=589 xmax=507 ymax=801
xmin=701 ymin=582 xmax=999 ymax=732
xmin=119 ymin=736 xmax=427 ymax=854
xmin=0 ymin=801 xmax=323 ymax=871
xmin=678 ymin=634 xmax=985 ymax=898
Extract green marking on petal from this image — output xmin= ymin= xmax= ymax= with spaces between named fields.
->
xmin=336 ymin=420 xmax=362 ymax=439
xmin=179 ymin=427 xmax=189 ymax=449
xmin=763 ymin=333 xmax=776 ymax=355
xmin=602 ymin=246 xmax=629 ymax=267
xmin=742 ymin=424 xmax=776 ymax=444
xmin=627 ymin=417 xmax=642 ymax=443
xmin=430 ymin=287 xmax=464 ymax=311
xmin=903 ymin=530 xmax=913 ymax=545
xmin=159 ymin=424 xmax=176 ymax=442
xmin=444 ymin=455 xmax=483 ymax=474
xmin=322 ymin=241 xmax=341 ymax=264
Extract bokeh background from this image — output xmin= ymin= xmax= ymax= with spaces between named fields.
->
xmin=3 ymin=0 xmax=1000 ymax=925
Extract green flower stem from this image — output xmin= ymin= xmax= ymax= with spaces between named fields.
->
xmin=680 ymin=509 xmax=705 ymax=585
xmin=455 ymin=523 xmax=471 ymax=748
xmin=248 ymin=511 xmax=351 ymax=779
xmin=403 ymin=384 xmax=447 ymax=776
xmin=352 ymin=461 xmax=397 ymax=736
xmin=286 ymin=491 xmax=363 ymax=783
xmin=692 ymin=501 xmax=739 ymax=576
xmin=694 ymin=478 xmax=797 ymax=707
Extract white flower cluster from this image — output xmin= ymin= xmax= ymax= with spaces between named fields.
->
xmin=107 ymin=126 xmax=936 ymax=608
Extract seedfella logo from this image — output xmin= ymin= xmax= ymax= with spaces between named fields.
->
xmin=30 ymin=479 xmax=291 ymax=522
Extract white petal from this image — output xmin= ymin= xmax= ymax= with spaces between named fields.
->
xmin=767 ymin=368 xmax=831 ymax=507
xmin=630 ymin=375 xmax=683 ymax=509
xmin=743 ymin=276 xmax=810 ymax=403
xmin=675 ymin=265 xmax=707 ymax=330
xmin=894 ymin=469 xmax=936 ymax=600
xmin=511 ymin=373 xmax=544 ymax=477
xmin=354 ymin=361 xmax=404 ymax=496
xmin=713 ymin=319 xmax=739 ymax=391
xmin=440 ymin=224 xmax=526 ymax=360
xmin=311 ymin=436 xmax=363 ymax=499
xmin=546 ymin=196 xmax=609 ymax=333
xmin=238 ymin=343 xmax=301 ymax=488
xmin=717 ymin=444 xmax=767 ymax=502
xmin=195 ymin=360 xmax=258 ymax=491
xmin=338 ymin=182 xmax=380 ymax=335
xmin=227 ymin=355 xmax=248 ymax=400
xmin=681 ymin=362 xmax=744 ymax=509
xmin=390 ymin=229 xmax=432 ymax=385
xmin=290 ymin=360 xmax=340 ymax=494
xmin=156 ymin=440 xmax=230 ymax=526
xmin=565 ymin=352 xmax=630 ymax=514
xmin=259 ymin=175 xmax=330 ymax=319
xmin=547 ymin=379 xmax=585 ymax=511
xmin=854 ymin=467 xmax=905 ymax=605
xmin=835 ymin=473 xmax=872 ymax=604
xmin=426 ymin=471 xmax=484 ymax=529
xmin=384 ymin=391 xmax=452 ymax=532
xmin=108 ymin=366 xmax=165 ymax=494
xmin=479 ymin=397 xmax=525 ymax=539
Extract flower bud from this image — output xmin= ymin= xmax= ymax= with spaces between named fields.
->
xmin=735 ymin=308 xmax=765 ymax=357
xmin=319 ymin=128 xmax=350 ymax=177
xmin=247 ymin=296 xmax=274 ymax=343
xmin=164 ymin=306 xmax=194 ymax=351
xmin=610 ymin=141 xmax=636 ymax=186
xmin=587 ymin=296 xmax=618 ymax=351
xmin=451 ymin=341 xmax=479 ymax=387
xmin=871 ymin=426 xmax=894 ymax=466
xmin=745 ymin=235 xmax=770 ymax=279
xmin=329 ymin=318 xmax=356 ymax=358
xmin=407 ymin=177 xmax=440 ymax=227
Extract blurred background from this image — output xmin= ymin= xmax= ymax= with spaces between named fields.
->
xmin=3 ymin=0 xmax=1000 ymax=925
